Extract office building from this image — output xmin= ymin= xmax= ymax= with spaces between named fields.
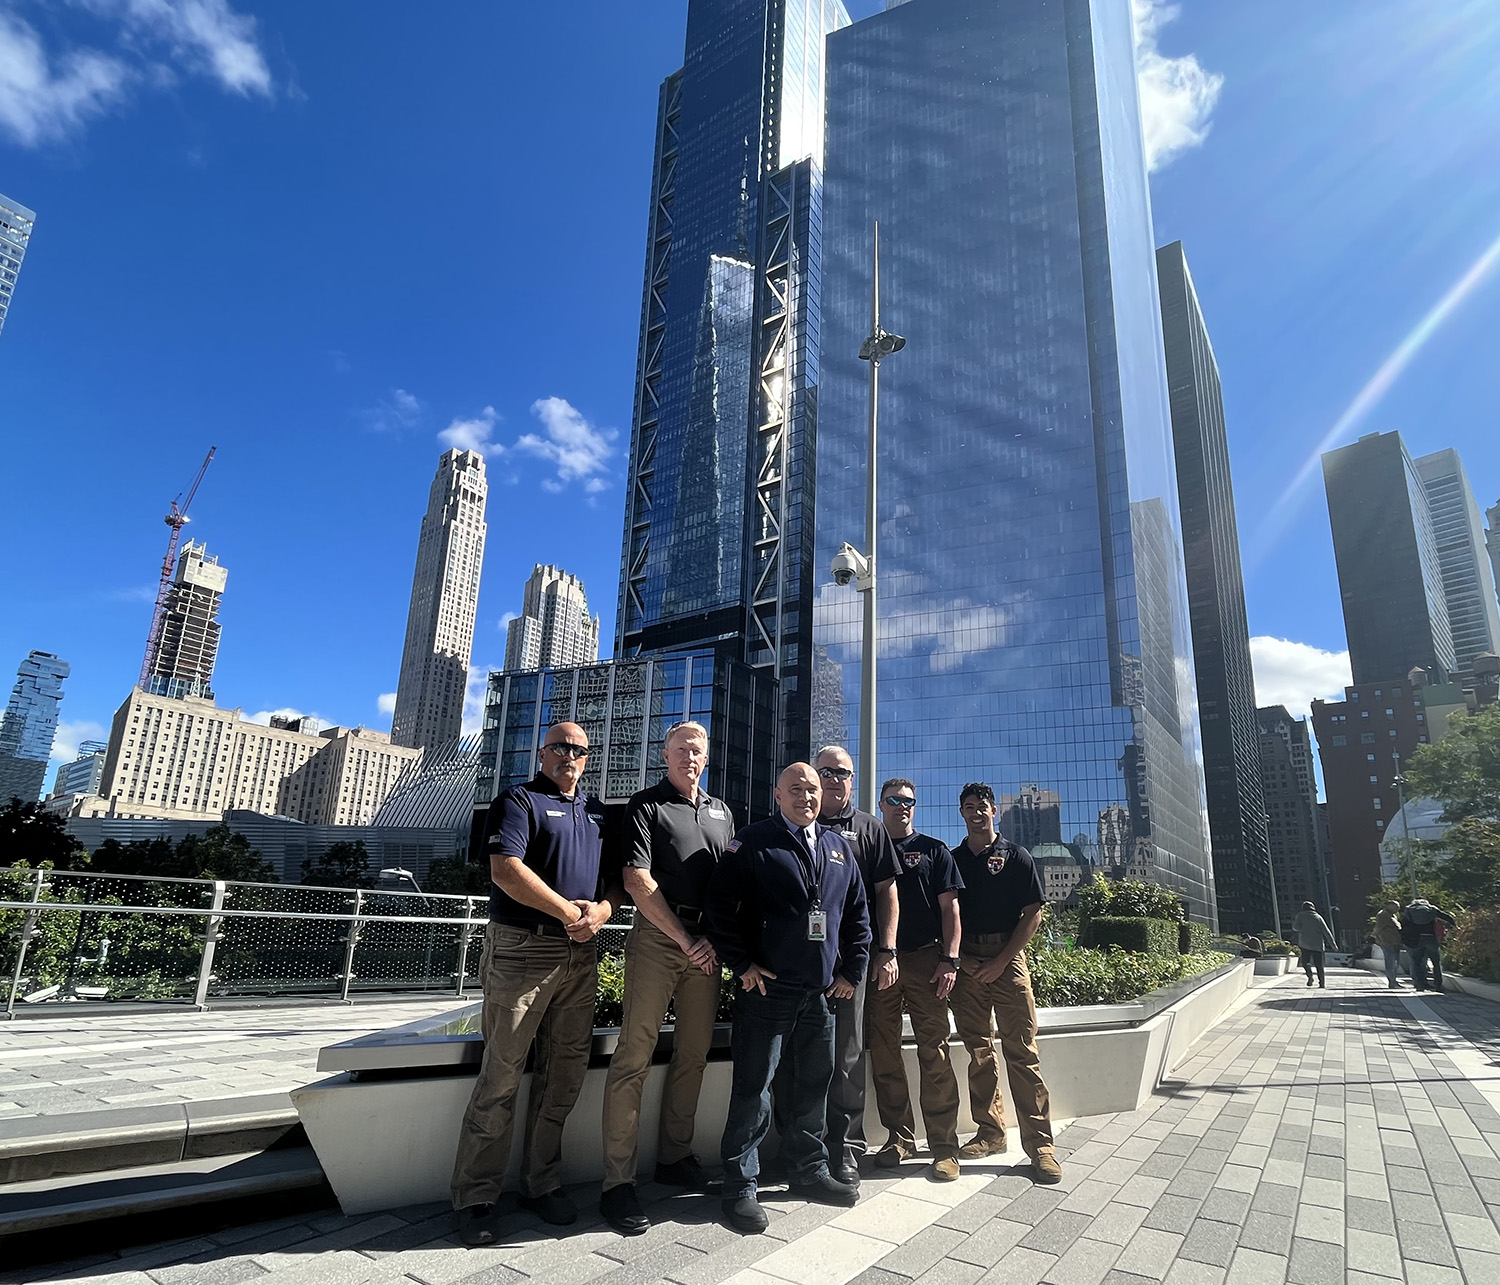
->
xmin=1414 ymin=449 xmax=1500 ymax=690
xmin=52 ymin=740 xmax=108 ymax=799
xmin=1157 ymin=241 xmax=1274 ymax=935
xmin=504 ymin=565 xmax=601 ymax=672
xmin=0 ymin=193 xmax=34 ymax=340
xmin=1311 ymin=670 xmax=1466 ymax=946
xmin=1257 ymin=706 xmax=1331 ymax=933
xmin=143 ymin=541 xmax=227 ymax=701
xmin=476 ymin=652 xmax=776 ymax=839
xmin=0 ymin=651 xmax=70 ymax=803
xmin=392 ymin=450 xmax=488 ymax=752
xmin=74 ymin=688 xmax=423 ymax=825
xmin=615 ymin=0 xmax=850 ymax=765
xmin=1487 ymin=502 xmax=1500 ymax=617
xmin=813 ymin=0 xmax=1216 ymax=922
xmin=1323 ymin=431 xmax=1456 ymax=685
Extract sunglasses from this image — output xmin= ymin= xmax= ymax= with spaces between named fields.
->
xmin=545 ymin=743 xmax=590 ymax=760
xmin=817 ymin=766 xmax=854 ymax=781
xmin=882 ymin=795 xmax=916 ymax=809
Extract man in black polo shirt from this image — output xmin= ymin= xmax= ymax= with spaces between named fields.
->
xmin=706 ymin=762 xmax=871 ymax=1234
xmin=949 ymin=782 xmax=1061 ymax=1184
xmin=866 ymin=778 xmax=966 ymax=1180
xmin=771 ymin=744 xmax=898 ymax=1182
xmin=599 ymin=720 xmax=736 ymax=1235
xmin=451 ymin=722 xmax=621 ymax=1244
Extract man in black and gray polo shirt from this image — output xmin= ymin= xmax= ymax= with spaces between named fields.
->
xmin=599 ymin=720 xmax=736 ymax=1236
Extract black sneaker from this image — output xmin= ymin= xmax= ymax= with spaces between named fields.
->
xmin=600 ymin=1183 xmax=650 ymax=1236
xmin=517 ymin=1189 xmax=578 ymax=1226
xmin=722 ymin=1195 xmax=769 ymax=1234
xmin=787 ymin=1173 xmax=859 ymax=1207
xmin=458 ymin=1203 xmax=497 ymax=1246
xmin=654 ymin=1154 xmax=711 ymax=1191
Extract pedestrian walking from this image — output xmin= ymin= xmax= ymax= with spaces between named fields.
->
xmin=1291 ymin=901 xmax=1338 ymax=988
xmin=947 ymin=783 xmax=1062 ymax=1185
xmin=770 ymin=745 xmax=899 ymax=1183
xmin=598 ymin=721 xmax=736 ymax=1236
xmin=1401 ymin=897 xmax=1457 ymax=992
xmin=1373 ymin=900 xmax=1404 ymax=988
xmin=866 ymin=778 xmax=966 ymax=1181
xmin=452 ymin=723 xmax=620 ymax=1246
xmin=705 ymin=763 xmax=871 ymax=1234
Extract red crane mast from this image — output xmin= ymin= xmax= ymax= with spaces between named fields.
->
xmin=138 ymin=447 xmax=217 ymax=690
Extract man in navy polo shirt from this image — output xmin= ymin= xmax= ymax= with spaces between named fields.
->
xmin=705 ymin=762 xmax=871 ymax=1234
xmin=452 ymin=721 xmax=620 ymax=1244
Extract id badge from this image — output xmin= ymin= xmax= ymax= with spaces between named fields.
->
xmin=807 ymin=909 xmax=828 ymax=942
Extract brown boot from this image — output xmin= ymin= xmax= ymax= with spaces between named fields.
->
xmin=873 ymin=1141 xmax=914 ymax=1168
xmin=1032 ymin=1148 xmax=1062 ymax=1184
xmin=958 ymin=1133 xmax=1008 ymax=1160
xmin=929 ymin=1156 xmax=960 ymax=1182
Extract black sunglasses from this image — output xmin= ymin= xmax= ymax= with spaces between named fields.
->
xmin=545 ymin=743 xmax=590 ymax=760
xmin=882 ymin=795 xmax=916 ymax=809
xmin=817 ymin=766 xmax=854 ymax=781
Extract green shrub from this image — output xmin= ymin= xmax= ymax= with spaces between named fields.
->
xmin=1108 ymin=880 xmax=1186 ymax=922
xmin=1079 ymin=915 xmax=1180 ymax=956
xmin=1448 ymin=908 xmax=1500 ymax=983
xmin=1179 ymin=921 xmax=1211 ymax=955
xmin=1028 ymin=946 xmax=1231 ymax=1007
xmin=1261 ymin=937 xmax=1298 ymax=957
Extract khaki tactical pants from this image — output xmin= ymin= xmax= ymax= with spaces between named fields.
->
xmin=866 ymin=943 xmax=962 ymax=1158
xmin=601 ymin=916 xmax=721 ymax=1189
xmin=450 ymin=923 xmax=598 ymax=1209
xmin=949 ymin=931 xmax=1054 ymax=1158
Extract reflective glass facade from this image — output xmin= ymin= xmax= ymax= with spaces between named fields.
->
xmin=616 ymin=0 xmax=848 ymax=764
xmin=0 ymin=192 xmax=34 ymax=341
xmin=0 ymin=650 xmax=70 ymax=804
xmin=815 ymin=0 xmax=1215 ymax=922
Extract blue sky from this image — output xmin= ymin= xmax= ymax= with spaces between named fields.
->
xmin=2 ymin=0 xmax=1498 ymax=770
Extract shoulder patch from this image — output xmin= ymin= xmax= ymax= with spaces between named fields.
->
xmin=726 ymin=838 xmax=741 ymax=852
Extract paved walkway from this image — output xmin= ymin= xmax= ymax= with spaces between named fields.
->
xmin=0 ymin=999 xmax=463 ymax=1118
xmin=9 ymin=970 xmax=1500 ymax=1284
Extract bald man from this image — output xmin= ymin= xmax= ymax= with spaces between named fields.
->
xmin=705 ymin=763 xmax=872 ymax=1234
xmin=452 ymin=722 xmax=621 ymax=1244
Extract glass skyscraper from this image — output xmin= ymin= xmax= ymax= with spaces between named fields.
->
xmin=814 ymin=0 xmax=1215 ymax=921
xmin=0 ymin=193 xmax=34 ymax=341
xmin=0 ymin=651 xmax=70 ymax=804
xmin=616 ymin=0 xmax=850 ymax=764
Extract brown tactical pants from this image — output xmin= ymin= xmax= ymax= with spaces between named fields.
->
xmin=866 ymin=943 xmax=962 ymax=1158
xmin=949 ymin=931 xmax=1054 ymax=1159
xmin=601 ymin=916 xmax=721 ymax=1189
xmin=450 ymin=923 xmax=598 ymax=1209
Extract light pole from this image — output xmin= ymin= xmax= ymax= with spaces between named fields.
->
xmin=834 ymin=221 xmax=904 ymax=815
xmin=1392 ymin=753 xmax=1416 ymax=900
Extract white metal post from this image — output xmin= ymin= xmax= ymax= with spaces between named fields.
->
xmin=193 ymin=880 xmax=227 ymax=1010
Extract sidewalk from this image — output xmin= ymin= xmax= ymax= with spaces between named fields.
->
xmin=8 ymin=970 xmax=1500 ymax=1284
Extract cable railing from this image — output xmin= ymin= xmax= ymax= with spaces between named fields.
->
xmin=0 ymin=867 xmax=631 ymax=1017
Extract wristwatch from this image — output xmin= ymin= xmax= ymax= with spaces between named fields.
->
xmin=938 ymin=955 xmax=959 ymax=968
xmin=876 ymin=947 xmax=897 ymax=958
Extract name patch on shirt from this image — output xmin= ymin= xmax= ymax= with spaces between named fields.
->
xmin=547 ymin=810 xmax=566 ymax=818
xmin=707 ymin=807 xmax=727 ymax=819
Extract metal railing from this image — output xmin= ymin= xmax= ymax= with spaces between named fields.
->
xmin=0 ymin=868 xmax=631 ymax=1017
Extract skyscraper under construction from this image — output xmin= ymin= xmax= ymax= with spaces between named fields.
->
xmin=143 ymin=541 xmax=227 ymax=701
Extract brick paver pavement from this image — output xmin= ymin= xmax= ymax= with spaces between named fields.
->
xmin=8 ymin=969 xmax=1500 ymax=1284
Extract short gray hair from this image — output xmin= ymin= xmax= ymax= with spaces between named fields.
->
xmin=814 ymin=744 xmax=851 ymax=763
xmin=663 ymin=720 xmax=709 ymax=749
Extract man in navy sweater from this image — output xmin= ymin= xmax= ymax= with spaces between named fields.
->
xmin=706 ymin=762 xmax=872 ymax=1234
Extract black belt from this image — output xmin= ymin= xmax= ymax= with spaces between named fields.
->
xmin=493 ymin=918 xmax=567 ymax=940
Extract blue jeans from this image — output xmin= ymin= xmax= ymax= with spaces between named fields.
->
xmin=1412 ymin=942 xmax=1443 ymax=991
xmin=721 ymin=981 xmax=836 ymax=1200
xmin=1382 ymin=946 xmax=1401 ymax=986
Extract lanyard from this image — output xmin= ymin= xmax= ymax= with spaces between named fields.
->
xmin=793 ymin=827 xmax=827 ymax=907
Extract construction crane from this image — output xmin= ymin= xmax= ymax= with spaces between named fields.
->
xmin=138 ymin=447 xmax=217 ymax=689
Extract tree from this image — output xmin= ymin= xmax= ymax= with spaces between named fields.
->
xmin=301 ymin=840 xmax=374 ymax=888
xmin=0 ymin=799 xmax=89 ymax=869
xmin=178 ymin=825 xmax=276 ymax=883
xmin=92 ymin=836 xmax=181 ymax=877
xmin=1404 ymin=706 xmax=1500 ymax=915
xmin=425 ymin=850 xmax=490 ymax=895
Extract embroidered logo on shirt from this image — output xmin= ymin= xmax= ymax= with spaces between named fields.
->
xmin=987 ymin=849 xmax=1007 ymax=875
xmin=828 ymin=851 xmax=846 ymax=865
xmin=902 ymin=849 xmax=923 ymax=870
xmin=726 ymin=838 xmax=741 ymax=852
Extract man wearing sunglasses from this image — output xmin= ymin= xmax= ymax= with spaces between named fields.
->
xmin=452 ymin=722 xmax=619 ymax=1244
xmin=867 ymin=779 xmax=966 ymax=1180
xmin=599 ymin=720 xmax=736 ymax=1236
xmin=769 ymin=745 xmax=899 ymax=1184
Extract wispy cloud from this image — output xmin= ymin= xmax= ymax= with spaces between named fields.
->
xmin=247 ymin=706 xmax=321 ymax=730
xmin=377 ymin=692 xmax=397 ymax=716
xmin=438 ymin=405 xmax=502 ymax=457
xmin=518 ymin=397 xmax=617 ymax=495
xmin=102 ymin=584 xmax=158 ymax=604
xmin=49 ymin=719 xmax=108 ymax=764
xmin=0 ymin=1 xmax=271 ymax=148
xmin=1131 ymin=0 xmax=1223 ymax=172
xmin=360 ymin=387 xmax=422 ymax=434
xmin=1250 ymin=636 xmax=1352 ymax=720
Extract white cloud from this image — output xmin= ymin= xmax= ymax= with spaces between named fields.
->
xmin=0 ymin=11 xmax=130 ymax=147
xmin=498 ymin=611 xmax=520 ymax=631
xmin=0 ymin=1 xmax=271 ymax=148
xmin=438 ymin=405 xmax=502 ymax=457
xmin=1250 ymin=636 xmax=1352 ymax=720
xmin=246 ymin=706 xmax=321 ymax=731
xmin=49 ymin=719 xmax=108 ymax=764
xmin=361 ymin=387 xmax=422 ymax=434
xmin=517 ymin=397 xmax=617 ymax=494
xmin=1131 ymin=0 xmax=1223 ymax=172
xmin=377 ymin=692 xmax=397 ymax=716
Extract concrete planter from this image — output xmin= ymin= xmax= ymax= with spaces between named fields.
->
xmin=293 ymin=960 xmax=1254 ymax=1214
xmin=1254 ymin=956 xmax=1292 ymax=976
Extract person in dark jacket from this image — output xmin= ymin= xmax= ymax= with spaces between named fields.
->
xmin=1291 ymin=902 xmax=1338 ymax=988
xmin=705 ymin=762 xmax=872 ymax=1235
xmin=1401 ymin=898 xmax=1457 ymax=992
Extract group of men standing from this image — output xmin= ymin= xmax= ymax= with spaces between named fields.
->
xmin=450 ymin=720 xmax=1061 ymax=1246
